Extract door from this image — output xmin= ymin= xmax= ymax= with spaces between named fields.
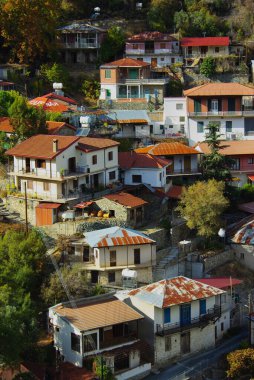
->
xmin=110 ymin=250 xmax=116 ymax=267
xmin=180 ymin=304 xmax=191 ymax=327
xmin=211 ymin=99 xmax=219 ymax=113
xmin=200 ymin=299 xmax=206 ymax=315
xmin=83 ymin=247 xmax=90 ymax=262
xmin=134 ymin=248 xmax=140 ymax=264
xmin=151 ymin=58 xmax=157 ymax=68
xmin=68 ymin=157 xmax=76 ymax=173
xmin=194 ymin=99 xmax=201 ymax=113
xmin=200 ymin=46 xmax=208 ymax=56
xmin=181 ymin=331 xmax=190 ymax=354
xmin=25 ymin=158 xmax=30 ymax=173
xmin=228 ymin=98 xmax=235 ymax=111
xmin=129 ymin=68 xmax=138 ymax=79
xmin=91 ymin=270 xmax=99 ymax=283
xmin=184 ymin=156 xmax=191 ymax=173
xmin=93 ymin=174 xmax=99 ymax=187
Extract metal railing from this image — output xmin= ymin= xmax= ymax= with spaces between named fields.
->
xmin=167 ymin=168 xmax=201 ymax=175
xmin=119 ymin=78 xmax=169 ymax=84
xmin=60 ymin=42 xmax=98 ymax=49
xmin=15 ymin=165 xmax=88 ymax=178
xmin=188 ymin=111 xmax=243 ymax=117
xmin=156 ymin=305 xmax=221 ymax=336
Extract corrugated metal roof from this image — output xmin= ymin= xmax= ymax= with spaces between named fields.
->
xmin=231 ymin=218 xmax=254 ymax=245
xmin=52 ymin=297 xmax=143 ymax=332
xmin=181 ymin=37 xmax=229 ymax=47
xmin=135 ymin=142 xmax=199 ymax=156
xmin=194 ymin=277 xmax=242 ymax=289
xmin=101 ymin=58 xmax=150 ymax=68
xmin=104 ymin=192 xmax=148 ymax=208
xmin=84 ymin=226 xmax=155 ymax=248
xmin=128 ymin=276 xmax=225 ymax=308
xmin=36 ymin=203 xmax=61 ymax=209
xmin=108 ymin=110 xmax=150 ymax=123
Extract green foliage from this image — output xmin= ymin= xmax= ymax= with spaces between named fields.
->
xmin=13 ymin=373 xmax=36 ymax=380
xmin=94 ymin=357 xmax=116 ymax=380
xmin=81 ymin=79 xmax=100 ymax=101
xmin=177 ymin=179 xmax=229 ymax=238
xmin=0 ymin=90 xmax=19 ymax=117
xmin=201 ymin=122 xmax=233 ymax=181
xmin=200 ymin=57 xmax=216 ymax=78
xmin=45 ymin=111 xmax=63 ymax=121
xmin=116 ymin=138 xmax=133 ymax=152
xmin=99 ymin=26 xmax=126 ymax=63
xmin=147 ymin=0 xmax=180 ymax=32
xmin=227 ymin=348 xmax=254 ymax=379
xmin=40 ymin=63 xmax=71 ymax=89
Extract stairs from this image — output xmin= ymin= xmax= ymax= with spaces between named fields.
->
xmin=0 ymin=202 xmax=27 ymax=224
xmin=153 ymin=246 xmax=179 ymax=281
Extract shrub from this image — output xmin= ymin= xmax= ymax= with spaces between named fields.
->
xmin=200 ymin=56 xmax=216 ymax=78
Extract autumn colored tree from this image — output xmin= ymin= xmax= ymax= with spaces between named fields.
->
xmin=0 ymin=0 xmax=61 ymax=63
xmin=177 ymin=179 xmax=229 ymax=238
xmin=227 ymin=348 xmax=254 ymax=379
xmin=147 ymin=0 xmax=180 ymax=31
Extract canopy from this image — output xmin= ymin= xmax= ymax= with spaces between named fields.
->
xmin=74 ymin=201 xmax=94 ymax=209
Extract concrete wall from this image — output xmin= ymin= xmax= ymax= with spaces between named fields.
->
xmin=201 ymin=248 xmax=234 ymax=273
xmin=123 ymin=167 xmax=166 ymax=188
xmin=5 ymin=195 xmax=39 ymax=226
xmin=232 ymin=244 xmax=254 ymax=270
xmin=163 ymin=98 xmax=187 ymax=135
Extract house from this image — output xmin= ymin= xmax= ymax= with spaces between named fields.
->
xmin=49 ymin=294 xmax=152 ymax=379
xmin=0 ymin=63 xmax=27 ymax=80
xmin=135 ymin=142 xmax=201 ymax=180
xmin=0 ymin=118 xmax=76 ymax=137
xmin=126 ymin=31 xmax=182 ymax=68
xmin=0 ymin=80 xmax=14 ymax=91
xmin=29 ymin=92 xmax=78 ymax=113
xmin=6 ymin=135 xmax=119 ymax=203
xmin=57 ymin=22 xmax=107 ymax=65
xmin=122 ymin=276 xmax=228 ymax=366
xmin=181 ymin=37 xmax=230 ymax=65
xmin=65 ymin=226 xmax=156 ymax=286
xmin=94 ymin=191 xmax=148 ymax=228
xmin=183 ymin=82 xmax=254 ymax=145
xmin=195 ymin=140 xmax=254 ymax=186
xmin=99 ymin=58 xmax=169 ymax=104
xmin=119 ymin=151 xmax=171 ymax=191
xmin=163 ymin=97 xmax=187 ymax=136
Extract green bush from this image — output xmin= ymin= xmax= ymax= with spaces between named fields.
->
xmin=200 ymin=56 xmax=216 ymax=78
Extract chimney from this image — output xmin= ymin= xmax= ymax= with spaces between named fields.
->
xmin=53 ymin=139 xmax=58 ymax=153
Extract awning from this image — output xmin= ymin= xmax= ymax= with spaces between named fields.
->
xmin=117 ymin=119 xmax=148 ymax=124
xmin=74 ymin=201 xmax=94 ymax=209
xmin=36 ymin=203 xmax=61 ymax=209
xmin=248 ymin=176 xmax=254 ymax=181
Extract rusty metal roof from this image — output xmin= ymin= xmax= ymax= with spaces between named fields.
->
xmin=135 ymin=142 xmax=199 ymax=156
xmin=128 ymin=276 xmax=225 ymax=308
xmin=84 ymin=226 xmax=155 ymax=248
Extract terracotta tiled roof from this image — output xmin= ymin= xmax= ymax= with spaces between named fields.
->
xmin=128 ymin=276 xmax=225 ymax=308
xmin=6 ymin=134 xmax=80 ymax=159
xmin=128 ymin=31 xmax=176 ymax=42
xmin=53 ymin=297 xmax=143 ymax=331
xmin=43 ymin=92 xmax=77 ymax=105
xmin=46 ymin=121 xmax=76 ymax=134
xmin=0 ymin=117 xmax=13 ymax=133
xmin=104 ymin=191 xmax=148 ymax=208
xmin=119 ymin=152 xmax=171 ymax=169
xmin=195 ymin=140 xmax=254 ymax=155
xmin=101 ymin=57 xmax=150 ymax=68
xmin=76 ymin=137 xmax=119 ymax=152
xmin=29 ymin=97 xmax=71 ymax=112
xmin=84 ymin=226 xmax=155 ymax=248
xmin=135 ymin=142 xmax=199 ymax=156
xmin=184 ymin=83 xmax=254 ymax=96
xmin=166 ymin=185 xmax=183 ymax=199
xmin=181 ymin=37 xmax=230 ymax=47
xmin=194 ymin=278 xmax=242 ymax=289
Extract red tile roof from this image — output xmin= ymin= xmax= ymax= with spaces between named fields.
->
xmin=194 ymin=277 xmax=242 ymax=289
xmin=76 ymin=137 xmax=119 ymax=152
xmin=0 ymin=117 xmax=13 ymax=133
xmin=101 ymin=57 xmax=149 ymax=68
xmin=184 ymin=83 xmax=254 ymax=96
xmin=128 ymin=276 xmax=225 ymax=308
xmin=195 ymin=140 xmax=254 ymax=155
xmin=119 ymin=152 xmax=171 ymax=169
xmin=104 ymin=191 xmax=147 ymax=208
xmin=128 ymin=31 xmax=176 ymax=42
xmin=36 ymin=203 xmax=61 ymax=209
xmin=29 ymin=97 xmax=71 ymax=112
xmin=6 ymin=135 xmax=80 ymax=159
xmin=181 ymin=37 xmax=230 ymax=47
xmin=166 ymin=185 xmax=183 ymax=199
xmin=43 ymin=92 xmax=77 ymax=105
xmin=135 ymin=142 xmax=199 ymax=156
xmin=46 ymin=121 xmax=76 ymax=134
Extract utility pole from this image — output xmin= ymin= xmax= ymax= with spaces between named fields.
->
xmin=248 ymin=293 xmax=253 ymax=344
xmin=24 ymin=181 xmax=28 ymax=235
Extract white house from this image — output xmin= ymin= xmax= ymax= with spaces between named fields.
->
xmin=120 ymin=276 xmax=229 ymax=366
xmin=119 ymin=151 xmax=171 ymax=191
xmin=6 ymin=135 xmax=119 ymax=202
xmin=49 ymin=294 xmax=151 ymax=379
xmin=163 ymin=97 xmax=187 ymax=137
xmin=65 ymin=226 xmax=156 ymax=286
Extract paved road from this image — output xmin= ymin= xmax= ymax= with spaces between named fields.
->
xmin=146 ymin=329 xmax=248 ymax=380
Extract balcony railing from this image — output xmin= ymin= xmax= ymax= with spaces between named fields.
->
xmin=167 ymin=168 xmax=201 ymax=175
xmin=156 ymin=305 xmax=221 ymax=336
xmin=119 ymin=78 xmax=169 ymax=84
xmin=188 ymin=111 xmax=243 ymax=117
xmin=14 ymin=166 xmax=88 ymax=178
xmin=60 ymin=42 xmax=98 ymax=49
xmin=99 ymin=333 xmax=138 ymax=349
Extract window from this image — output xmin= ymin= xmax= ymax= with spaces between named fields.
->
xmin=226 ymin=121 xmax=232 ymax=132
xmin=132 ymin=175 xmax=142 ymax=183
xmin=180 ymin=116 xmax=185 ymax=122
xmin=180 ymin=125 xmax=185 ymax=134
xmin=108 ymin=271 xmax=115 ymax=283
xmin=160 ymin=124 xmax=164 ymax=130
xmin=197 ymin=121 xmax=204 ymax=133
xmin=133 ymin=44 xmax=139 ymax=49
xmin=106 ymin=89 xmax=111 ymax=98
xmin=165 ymin=336 xmax=171 ymax=351
xmin=27 ymin=180 xmax=33 ymax=190
xmin=105 ymin=69 xmax=111 ymax=79
xmin=215 ymin=47 xmax=220 ymax=53
xmin=160 ymin=58 xmax=165 ymax=61
xmin=164 ymin=308 xmax=171 ymax=323
xmin=130 ymin=209 xmax=135 ymax=220
xmin=68 ymin=246 xmax=75 ymax=255
xmin=110 ymin=250 xmax=116 ymax=266
xmin=92 ymin=155 xmax=97 ymax=165
xmin=199 ymin=299 xmax=206 ymax=315
xmin=36 ymin=159 xmax=46 ymax=169
xmin=83 ymin=333 xmax=97 ymax=352
xmin=188 ymin=46 xmax=192 ymax=55
xmin=43 ymin=182 xmax=50 ymax=191
xmin=160 ymin=173 xmax=162 ymax=182
xmin=160 ymin=43 xmax=166 ymax=49
xmin=240 ymin=252 xmax=245 ymax=260
xmin=108 ymin=151 xmax=113 ymax=161
xmin=109 ymin=171 xmax=116 ymax=180
xmin=221 ymin=294 xmax=227 ymax=304
xmin=248 ymin=158 xmax=254 ymax=164
xmin=134 ymin=248 xmax=140 ymax=264
xmin=221 ymin=322 xmax=224 ymax=332
xmin=71 ymin=333 xmax=80 ymax=353
xmin=176 ymin=103 xmax=183 ymax=110
xmin=113 ymin=323 xmax=125 ymax=337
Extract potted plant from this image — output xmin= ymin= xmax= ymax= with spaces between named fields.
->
xmin=60 ymin=168 xmax=65 ymax=178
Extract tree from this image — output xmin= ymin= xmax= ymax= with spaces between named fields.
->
xmin=0 ymin=0 xmax=61 ymax=64
xmin=0 ymin=90 xmax=18 ymax=116
xmin=99 ymin=26 xmax=126 ymax=62
xmin=200 ymin=56 xmax=216 ymax=78
xmin=147 ymin=0 xmax=180 ymax=32
xmin=40 ymin=63 xmax=71 ymax=90
xmin=94 ymin=357 xmax=116 ymax=380
xmin=81 ymin=79 xmax=100 ymax=101
xmin=227 ymin=348 xmax=254 ymax=379
xmin=201 ymin=122 xmax=233 ymax=181
xmin=177 ymin=179 xmax=229 ymax=238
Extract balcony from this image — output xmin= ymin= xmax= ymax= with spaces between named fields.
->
xmin=99 ymin=333 xmax=138 ymax=349
xmin=188 ymin=111 xmax=243 ymax=118
xmin=119 ymin=78 xmax=169 ymax=85
xmin=156 ymin=305 xmax=221 ymax=336
xmin=60 ymin=42 xmax=99 ymax=49
xmin=166 ymin=168 xmax=202 ymax=176
xmin=11 ymin=166 xmax=89 ymax=181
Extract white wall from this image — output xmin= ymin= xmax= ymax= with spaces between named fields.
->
xmin=100 ymin=84 xmax=117 ymax=100
xmin=232 ymin=244 xmax=254 ymax=271
xmin=123 ymin=167 xmax=167 ymax=188
xmin=126 ymin=54 xmax=183 ymax=67
xmin=164 ymin=98 xmax=187 ymax=135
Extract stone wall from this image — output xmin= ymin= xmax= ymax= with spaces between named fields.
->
xmin=5 ymin=195 xmax=40 ymax=226
xmin=201 ymin=248 xmax=234 ymax=273
xmin=99 ymin=100 xmax=149 ymax=110
xmin=95 ymin=198 xmax=128 ymax=221
xmin=141 ymin=227 xmax=169 ymax=250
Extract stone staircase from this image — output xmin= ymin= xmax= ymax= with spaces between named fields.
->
xmin=153 ymin=246 xmax=179 ymax=281
xmin=0 ymin=202 xmax=27 ymax=224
